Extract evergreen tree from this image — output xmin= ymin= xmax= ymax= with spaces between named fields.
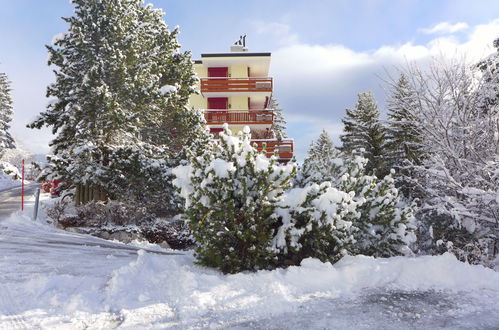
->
xmin=295 ymin=130 xmax=341 ymax=187
xmin=292 ymin=134 xmax=416 ymax=259
xmin=269 ymin=97 xmax=287 ymax=140
xmin=0 ymin=71 xmax=15 ymax=159
xmin=28 ymin=0 xmax=206 ymax=212
xmin=352 ymin=171 xmax=417 ymax=257
xmin=340 ymin=92 xmax=387 ymax=177
xmin=384 ymin=74 xmax=426 ymax=198
xmin=173 ymin=125 xmax=296 ymax=274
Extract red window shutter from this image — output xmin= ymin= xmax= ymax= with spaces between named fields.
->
xmin=210 ymin=128 xmax=224 ymax=134
xmin=208 ymin=67 xmax=228 ymax=77
xmin=208 ymin=97 xmax=228 ymax=110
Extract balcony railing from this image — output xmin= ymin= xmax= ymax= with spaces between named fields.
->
xmin=200 ymin=77 xmax=273 ymax=93
xmin=204 ymin=110 xmax=274 ymax=125
xmin=251 ymin=139 xmax=294 ymax=161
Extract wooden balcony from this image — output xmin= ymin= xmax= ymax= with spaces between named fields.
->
xmin=200 ymin=77 xmax=273 ymax=93
xmin=251 ymin=139 xmax=294 ymax=161
xmin=204 ymin=110 xmax=274 ymax=125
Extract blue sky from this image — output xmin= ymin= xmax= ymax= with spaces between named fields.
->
xmin=1 ymin=0 xmax=498 ymax=160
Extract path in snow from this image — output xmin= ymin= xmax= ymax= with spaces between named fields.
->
xmin=0 ymin=183 xmax=40 ymax=219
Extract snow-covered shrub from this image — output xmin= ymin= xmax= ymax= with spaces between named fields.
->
xmin=353 ymin=171 xmax=416 ymax=257
xmin=142 ymin=219 xmax=195 ymax=250
xmin=53 ymin=200 xmax=155 ymax=229
xmin=272 ymin=182 xmax=359 ymax=265
xmin=0 ymin=160 xmax=21 ymax=180
xmin=173 ymin=125 xmax=296 ymax=273
xmin=295 ymin=131 xmax=417 ymax=258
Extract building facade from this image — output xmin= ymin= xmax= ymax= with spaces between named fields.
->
xmin=189 ymin=44 xmax=293 ymax=161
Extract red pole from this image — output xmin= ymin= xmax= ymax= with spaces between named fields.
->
xmin=21 ymin=159 xmax=24 ymax=211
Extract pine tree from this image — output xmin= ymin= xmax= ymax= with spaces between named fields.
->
xmin=269 ymin=97 xmax=287 ymax=140
xmin=340 ymin=91 xmax=387 ymax=177
xmin=384 ymin=74 xmax=426 ymax=198
xmin=295 ymin=130 xmax=341 ymax=187
xmin=28 ymin=0 xmax=206 ymax=212
xmin=173 ymin=125 xmax=296 ymax=274
xmin=0 ymin=71 xmax=15 ymax=159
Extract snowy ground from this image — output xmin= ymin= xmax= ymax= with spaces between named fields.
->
xmin=0 ymin=194 xmax=498 ymax=329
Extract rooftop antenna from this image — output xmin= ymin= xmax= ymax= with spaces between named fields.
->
xmin=231 ymin=35 xmax=248 ymax=52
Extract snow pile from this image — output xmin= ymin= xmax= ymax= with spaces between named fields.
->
xmin=0 ymin=161 xmax=22 ymax=190
xmin=106 ymin=252 xmax=499 ymax=324
xmin=1 ymin=210 xmax=498 ymax=328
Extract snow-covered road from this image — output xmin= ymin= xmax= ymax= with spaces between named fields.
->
xmin=0 ymin=183 xmax=40 ymax=219
xmin=0 ymin=198 xmax=498 ymax=329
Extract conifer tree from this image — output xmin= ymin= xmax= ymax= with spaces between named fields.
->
xmin=352 ymin=171 xmax=417 ymax=257
xmin=384 ymin=74 xmax=426 ymax=198
xmin=28 ymin=0 xmax=206 ymax=211
xmin=292 ymin=133 xmax=416 ymax=259
xmin=173 ymin=125 xmax=296 ymax=274
xmin=295 ymin=130 xmax=341 ymax=187
xmin=0 ymin=71 xmax=15 ymax=158
xmin=340 ymin=92 xmax=387 ymax=177
xmin=269 ymin=97 xmax=287 ymax=140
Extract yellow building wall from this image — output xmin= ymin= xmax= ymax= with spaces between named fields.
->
xmin=229 ymin=96 xmax=248 ymax=110
xmin=194 ymin=65 xmax=207 ymax=78
xmin=229 ymin=65 xmax=248 ymax=78
xmin=189 ymin=94 xmax=206 ymax=110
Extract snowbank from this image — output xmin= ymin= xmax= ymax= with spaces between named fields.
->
xmin=106 ymin=252 xmax=499 ymax=323
xmin=1 ymin=211 xmax=498 ymax=328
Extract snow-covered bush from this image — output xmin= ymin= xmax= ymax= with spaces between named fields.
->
xmin=353 ymin=172 xmax=417 ymax=257
xmin=272 ymin=182 xmax=359 ymax=265
xmin=294 ymin=132 xmax=416 ymax=258
xmin=173 ymin=125 xmax=296 ymax=273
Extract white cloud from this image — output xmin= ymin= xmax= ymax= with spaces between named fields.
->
xmin=266 ymin=19 xmax=499 ymax=161
xmin=421 ymin=22 xmax=469 ymax=35
xmin=249 ymin=21 xmax=299 ymax=48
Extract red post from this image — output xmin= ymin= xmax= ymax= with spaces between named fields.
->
xmin=21 ymin=159 xmax=25 ymax=211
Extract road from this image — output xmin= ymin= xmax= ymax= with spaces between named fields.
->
xmin=0 ymin=183 xmax=41 ymax=219
xmin=0 ymin=183 xmax=182 ymax=329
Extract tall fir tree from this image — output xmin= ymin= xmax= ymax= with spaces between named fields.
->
xmin=0 ymin=71 xmax=15 ymax=159
xmin=28 ymin=0 xmax=206 ymax=211
xmin=340 ymin=91 xmax=387 ymax=177
xmin=269 ymin=97 xmax=287 ymax=140
xmin=384 ymin=73 xmax=426 ymax=198
xmin=295 ymin=129 xmax=341 ymax=187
